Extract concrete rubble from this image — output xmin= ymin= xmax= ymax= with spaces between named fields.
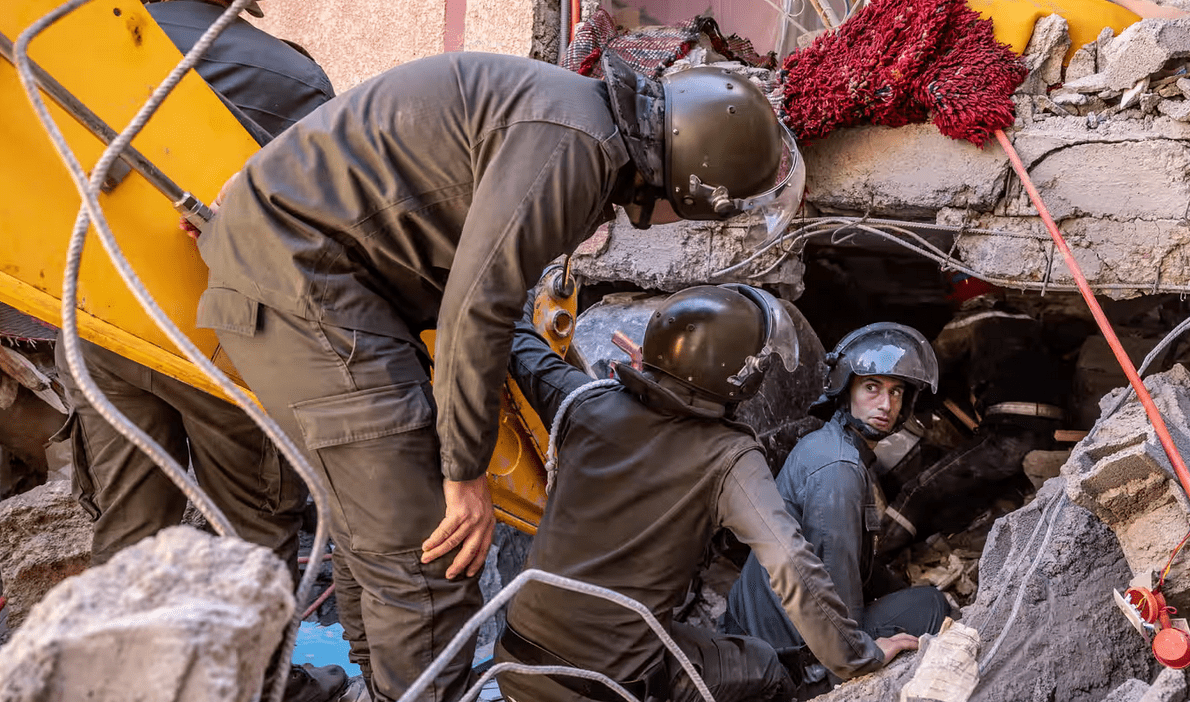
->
xmin=0 ymin=526 xmax=293 ymax=702
xmin=1064 ymin=364 xmax=1190 ymax=609
xmin=573 ymin=14 xmax=1190 ymax=300
xmin=0 ymin=480 xmax=91 ymax=632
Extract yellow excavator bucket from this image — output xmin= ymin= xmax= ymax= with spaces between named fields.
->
xmin=0 ymin=0 xmax=551 ymax=532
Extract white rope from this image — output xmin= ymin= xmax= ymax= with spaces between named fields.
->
xmin=544 ymin=379 xmax=620 ymax=494
xmin=14 ymin=5 xmax=331 ymax=701
xmin=398 ymin=568 xmax=716 ymax=702
xmin=461 ymin=662 xmax=642 ymax=702
xmin=976 ymin=493 xmax=1068 ymax=675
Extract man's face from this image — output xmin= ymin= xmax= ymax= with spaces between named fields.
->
xmin=849 ymin=375 xmax=905 ymax=434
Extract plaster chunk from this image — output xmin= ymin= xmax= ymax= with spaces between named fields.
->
xmin=1138 ymin=666 xmax=1188 ymax=702
xmin=1180 ymin=77 xmax=1190 ymax=98
xmin=0 ymin=526 xmax=294 ymax=702
xmin=1159 ymin=98 xmax=1190 ymax=120
xmin=799 ymin=124 xmax=1008 ymax=216
xmin=1065 ymin=71 xmax=1113 ymax=94
xmin=0 ymin=481 xmax=91 ymax=629
xmin=1066 ymin=40 xmax=1099 ymax=83
xmin=1121 ymin=78 xmax=1151 ymax=109
xmin=1105 ymin=679 xmax=1155 ymax=702
xmin=1020 ymin=15 xmax=1071 ymax=95
xmin=1102 ymin=18 xmax=1190 ymax=91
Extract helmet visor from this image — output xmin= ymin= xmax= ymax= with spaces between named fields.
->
xmin=723 ymin=284 xmax=800 ymax=374
xmin=738 ymin=123 xmax=806 ymax=239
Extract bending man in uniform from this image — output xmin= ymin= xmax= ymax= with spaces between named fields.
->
xmin=495 ymin=286 xmax=917 ymax=702
xmin=55 ymin=2 xmax=340 ymax=699
xmin=194 ymin=50 xmax=803 ymax=702
xmin=727 ymin=323 xmax=950 ymax=694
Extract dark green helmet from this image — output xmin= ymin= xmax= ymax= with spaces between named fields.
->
xmin=642 ymin=284 xmax=800 ymax=403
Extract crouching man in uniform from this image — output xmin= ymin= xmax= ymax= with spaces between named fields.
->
xmin=726 ymin=323 xmax=951 ymax=695
xmin=495 ymin=287 xmax=917 ymax=702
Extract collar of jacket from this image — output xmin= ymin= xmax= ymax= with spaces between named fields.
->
xmin=614 ymin=364 xmax=726 ymax=420
xmin=831 ymin=410 xmax=878 ymax=466
xmin=601 ymin=51 xmax=666 ymax=191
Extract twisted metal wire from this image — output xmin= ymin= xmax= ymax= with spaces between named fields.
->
xmin=399 ymin=568 xmax=716 ymax=702
xmin=14 ymin=4 xmax=330 ymax=701
xmin=713 ymin=216 xmax=1190 ymax=295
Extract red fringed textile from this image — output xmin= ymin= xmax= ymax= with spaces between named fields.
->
xmin=562 ymin=7 xmax=777 ymax=79
xmin=782 ymin=0 xmax=1026 ymax=146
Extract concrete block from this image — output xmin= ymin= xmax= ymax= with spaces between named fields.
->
xmin=1102 ymin=19 xmax=1190 ymax=91
xmin=570 ymin=209 xmax=806 ymax=295
xmin=0 ymin=481 xmax=91 ymax=629
xmin=1159 ymin=99 xmax=1190 ymax=121
xmin=0 ymin=526 xmax=294 ymax=702
xmin=800 ymin=124 xmax=1009 ymax=217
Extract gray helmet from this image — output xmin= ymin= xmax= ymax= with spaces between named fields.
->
xmin=818 ymin=323 xmax=939 ymax=436
xmin=642 ymin=284 xmax=799 ymax=404
xmin=602 ymin=53 xmax=806 ymax=235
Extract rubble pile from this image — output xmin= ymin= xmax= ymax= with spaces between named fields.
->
xmin=0 ymin=481 xmax=91 ymax=634
xmin=0 ymin=526 xmax=293 ymax=702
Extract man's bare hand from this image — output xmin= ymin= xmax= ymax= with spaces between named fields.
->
xmin=421 ymin=475 xmax=495 ymax=579
xmin=875 ymin=633 xmax=919 ymax=665
xmin=179 ymin=170 xmax=242 ymax=240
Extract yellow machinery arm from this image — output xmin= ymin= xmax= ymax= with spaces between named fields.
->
xmin=0 ymin=0 xmax=556 ymax=533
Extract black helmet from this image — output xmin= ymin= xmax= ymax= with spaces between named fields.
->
xmin=602 ymin=52 xmax=805 ymax=235
xmin=816 ymin=323 xmax=939 ymax=438
xmin=642 ymin=284 xmax=800 ymax=404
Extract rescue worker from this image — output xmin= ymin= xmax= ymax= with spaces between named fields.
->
xmin=494 ymin=285 xmax=917 ymax=702
xmin=726 ymin=323 xmax=950 ymax=695
xmin=877 ymin=280 xmax=1066 ymax=558
xmin=54 ymin=2 xmax=341 ymax=700
xmin=193 ymin=50 xmax=804 ymax=702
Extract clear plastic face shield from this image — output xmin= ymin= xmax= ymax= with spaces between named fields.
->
xmin=737 ymin=123 xmax=806 ymax=240
xmin=721 ymin=284 xmax=800 ymax=388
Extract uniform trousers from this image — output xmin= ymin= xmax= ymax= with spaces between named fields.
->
xmin=214 ymin=300 xmax=481 ymax=702
xmin=55 ymin=337 xmax=305 ymax=574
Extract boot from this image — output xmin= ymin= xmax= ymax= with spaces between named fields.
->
xmin=285 ymin=663 xmax=349 ymax=702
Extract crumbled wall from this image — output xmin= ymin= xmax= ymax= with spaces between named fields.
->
xmin=572 ymin=15 xmax=1190 ymax=299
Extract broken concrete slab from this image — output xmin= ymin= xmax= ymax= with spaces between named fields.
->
xmin=570 ymin=209 xmax=807 ymax=295
xmin=940 ymin=210 xmax=1190 ymax=297
xmin=0 ymin=526 xmax=293 ymax=702
xmin=1102 ymin=18 xmax=1190 ymax=91
xmin=1159 ymin=99 xmax=1190 ymax=120
xmin=0 ymin=480 xmax=91 ymax=629
xmin=798 ymin=125 xmax=1009 ymax=217
xmin=1000 ymin=140 xmax=1190 ymax=221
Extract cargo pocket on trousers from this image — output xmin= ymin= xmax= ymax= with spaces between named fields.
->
xmin=290 ymin=380 xmax=443 ymax=553
xmin=48 ymin=411 xmax=100 ymax=520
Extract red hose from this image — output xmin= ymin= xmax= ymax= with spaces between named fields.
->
xmin=301 ymin=583 xmax=335 ymax=621
xmin=994 ymin=129 xmax=1190 ymax=499
xmin=569 ymin=0 xmax=580 ymax=43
